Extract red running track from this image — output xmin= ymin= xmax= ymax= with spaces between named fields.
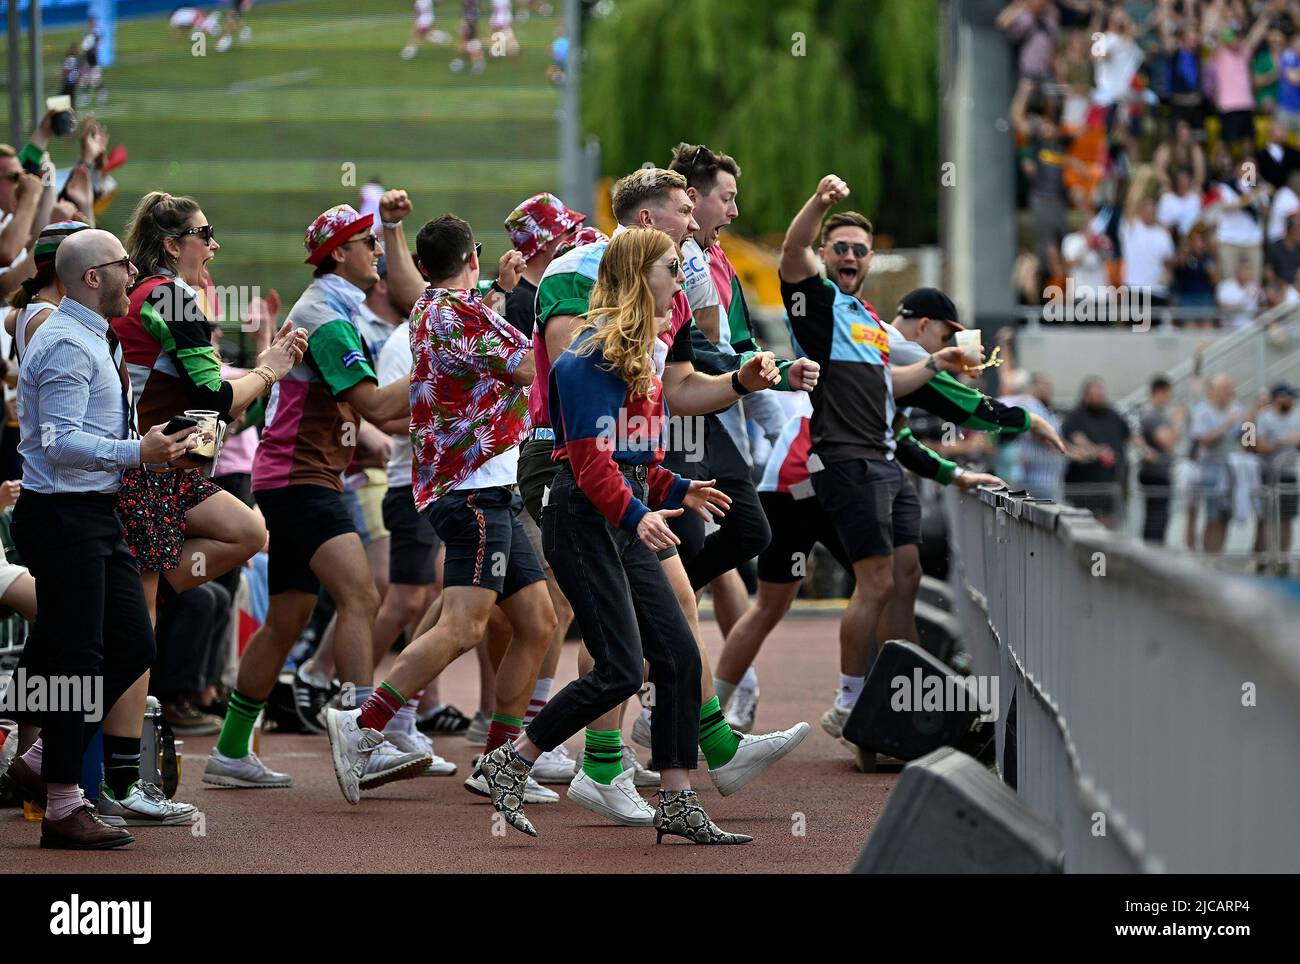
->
xmin=1 ymin=613 xmax=897 ymax=873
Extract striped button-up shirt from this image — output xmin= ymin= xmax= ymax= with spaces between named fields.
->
xmin=18 ymin=296 xmax=140 ymax=494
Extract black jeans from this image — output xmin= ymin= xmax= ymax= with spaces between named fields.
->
xmin=153 ymin=582 xmax=231 ymax=695
xmin=11 ymin=492 xmax=155 ymax=785
xmin=666 ymin=413 xmax=771 ymax=591
xmin=529 ymin=464 xmax=701 ymax=770
xmin=1139 ymin=466 xmax=1171 ymax=545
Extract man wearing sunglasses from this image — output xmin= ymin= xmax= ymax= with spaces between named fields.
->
xmin=212 ymin=204 xmax=426 ymax=793
xmin=7 ymin=229 xmax=196 ymax=848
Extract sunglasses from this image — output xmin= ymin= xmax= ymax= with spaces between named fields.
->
xmin=175 ymin=224 xmax=216 ymax=244
xmin=461 ymin=241 xmax=482 ymax=262
xmin=655 ymin=258 xmax=682 ymax=275
xmin=831 ymin=241 xmax=870 ymax=258
xmin=2 ymin=171 xmax=21 ymax=184
xmin=343 ymin=233 xmax=380 ymax=251
xmin=85 ymin=255 xmax=134 ymax=275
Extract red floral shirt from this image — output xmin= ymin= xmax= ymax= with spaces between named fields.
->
xmin=409 ymin=286 xmax=531 ymax=509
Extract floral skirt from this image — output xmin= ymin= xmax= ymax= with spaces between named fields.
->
xmin=117 ymin=467 xmax=220 ymax=572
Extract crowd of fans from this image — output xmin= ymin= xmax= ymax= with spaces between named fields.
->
xmin=1003 ymin=0 xmax=1300 ymax=327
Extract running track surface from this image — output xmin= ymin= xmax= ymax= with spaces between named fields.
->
xmin=2 ymin=614 xmax=897 ymax=873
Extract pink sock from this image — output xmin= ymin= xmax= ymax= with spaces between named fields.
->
xmin=21 ymin=737 xmax=42 ymax=773
xmin=45 ymin=783 xmax=84 ymax=821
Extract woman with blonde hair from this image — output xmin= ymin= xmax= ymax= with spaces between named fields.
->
xmin=476 ymin=228 xmax=750 ymax=844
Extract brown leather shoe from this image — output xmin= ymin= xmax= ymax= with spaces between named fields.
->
xmin=0 ymin=756 xmax=46 ymax=809
xmin=41 ymin=804 xmax=134 ymax=850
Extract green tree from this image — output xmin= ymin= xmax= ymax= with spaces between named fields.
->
xmin=583 ymin=0 xmax=939 ymax=244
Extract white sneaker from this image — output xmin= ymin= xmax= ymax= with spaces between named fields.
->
xmin=359 ymin=737 xmax=433 ymax=790
xmin=630 ymin=713 xmax=653 ymax=750
xmin=725 ymin=683 xmax=760 ymax=733
xmin=464 ymin=711 xmax=490 ymax=745
xmin=566 ymin=768 xmax=654 ymax=826
xmin=0 ymin=720 xmax=16 ymax=777
xmin=531 ymin=744 xmax=578 ymax=784
xmin=216 ymin=34 xmax=233 ymax=52
xmin=202 ymin=748 xmax=292 ymax=788
xmin=621 ymin=744 xmax=659 ymax=787
xmin=464 ymin=756 xmax=560 ymax=803
xmin=383 ymin=727 xmax=456 ymax=776
xmin=709 ymin=722 xmax=810 ymax=797
xmin=820 ymin=702 xmax=852 ymax=740
xmin=400 ymin=44 xmax=417 ymax=59
xmin=325 ymin=707 xmax=384 ymax=804
xmin=97 ymin=781 xmax=196 ymax=826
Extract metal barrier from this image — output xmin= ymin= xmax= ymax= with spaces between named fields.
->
xmin=946 ymin=484 xmax=1300 ymax=872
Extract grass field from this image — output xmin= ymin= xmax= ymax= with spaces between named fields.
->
xmin=0 ymin=0 xmax=562 ymax=334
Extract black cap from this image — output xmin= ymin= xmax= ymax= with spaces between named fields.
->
xmin=1271 ymin=382 xmax=1298 ymax=399
xmin=897 ymin=287 xmax=963 ymax=330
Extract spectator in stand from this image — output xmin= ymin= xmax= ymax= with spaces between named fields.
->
xmin=1154 ymin=118 xmax=1207 ymax=193
xmin=1158 ymin=167 xmax=1205 ymax=238
xmin=1253 ymin=27 xmax=1287 ymax=117
xmin=1203 ymin=11 xmax=1270 ymax=156
xmin=1012 ymin=79 xmax=1083 ymax=263
xmin=1062 ymin=376 xmax=1130 ymax=528
xmin=1120 ymin=195 xmax=1176 ymax=310
xmin=1208 ymin=145 xmax=1267 ymax=281
xmin=996 ymin=328 xmax=1064 ymax=499
xmin=1216 ymin=258 xmax=1263 ymax=328
xmin=1160 ymin=21 xmax=1207 ymax=132
xmin=1258 ymin=120 xmax=1300 ymax=190
xmin=1061 ymin=208 xmax=1112 ymax=291
xmin=1266 ymin=210 xmax=1300 ymax=285
xmin=1266 ymin=168 xmax=1300 ymax=242
xmin=1191 ymin=373 xmax=1247 ymax=553
xmin=1278 ymin=32 xmax=1300 ymax=140
xmin=1173 ymin=224 xmax=1220 ymax=321
xmin=1137 ymin=375 xmax=1182 ymax=545
xmin=1093 ymin=7 xmax=1144 ymax=130
xmin=1253 ymin=382 xmax=1300 ymax=573
xmin=996 ymin=0 xmax=1059 ymax=86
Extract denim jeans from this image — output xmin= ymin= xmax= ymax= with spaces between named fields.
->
xmin=527 ymin=464 xmax=701 ymax=770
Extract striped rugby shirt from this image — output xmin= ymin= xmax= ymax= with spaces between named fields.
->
xmin=252 ymin=276 xmax=377 ymax=492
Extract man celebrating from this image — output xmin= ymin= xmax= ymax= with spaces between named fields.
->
xmin=10 ymin=229 xmax=194 ymax=848
xmin=205 ymin=201 xmax=424 ymax=790
xmin=779 ymin=175 xmax=976 ymax=738
xmin=325 ymin=213 xmax=557 ymax=806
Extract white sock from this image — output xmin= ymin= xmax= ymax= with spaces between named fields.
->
xmin=21 ymin=737 xmax=43 ymax=772
xmin=713 ymin=677 xmax=739 ymax=708
xmin=524 ymin=678 xmax=552 ymax=727
xmin=835 ymin=674 xmax=866 ymax=712
xmin=45 ymin=783 xmax=85 ymax=822
xmin=740 ymin=666 xmax=759 ymax=691
xmin=388 ymin=698 xmax=419 ymax=734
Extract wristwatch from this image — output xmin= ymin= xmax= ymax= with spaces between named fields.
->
xmin=952 ymin=466 xmax=966 ymax=482
xmin=731 ymin=370 xmax=751 ymax=396
xmin=925 ymin=355 xmax=939 ymax=373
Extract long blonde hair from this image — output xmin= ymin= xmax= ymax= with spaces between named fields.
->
xmin=575 ymin=228 xmax=673 ymax=399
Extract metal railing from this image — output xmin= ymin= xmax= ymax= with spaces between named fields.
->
xmin=946 ymin=484 xmax=1300 ymax=872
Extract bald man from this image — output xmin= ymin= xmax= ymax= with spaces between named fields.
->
xmin=2 ymin=228 xmax=194 ymax=850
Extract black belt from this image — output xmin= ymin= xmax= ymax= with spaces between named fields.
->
xmin=620 ymin=463 xmax=649 ymax=482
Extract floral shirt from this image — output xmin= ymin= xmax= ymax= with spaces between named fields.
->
xmin=409 ymin=286 xmax=531 ymax=509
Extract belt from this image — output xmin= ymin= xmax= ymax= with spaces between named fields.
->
xmin=530 ymin=427 xmax=556 ymax=442
xmin=620 ymin=463 xmax=649 ymax=482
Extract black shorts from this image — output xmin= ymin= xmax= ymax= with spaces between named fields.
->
xmin=424 ymin=485 xmax=545 ymax=598
xmin=757 ymin=491 xmax=853 ymax=583
xmin=1219 ymin=109 xmax=1254 ymax=144
xmin=810 ymin=457 xmax=922 ymax=562
xmin=1278 ymin=470 xmax=1298 ymax=520
xmin=254 ymin=484 xmax=357 ymax=596
xmin=383 ymin=486 xmax=441 ymax=585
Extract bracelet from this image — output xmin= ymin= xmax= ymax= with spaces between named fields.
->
xmin=730 ymin=370 xmax=751 ymax=396
xmin=490 ymin=280 xmax=511 ymax=296
xmin=252 ymin=365 xmax=277 ymax=393
xmin=382 ymin=220 xmax=403 ymax=230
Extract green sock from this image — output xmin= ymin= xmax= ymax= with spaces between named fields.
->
xmin=581 ymin=728 xmax=624 ymax=785
xmin=699 ymin=696 xmax=740 ymax=768
xmin=216 ymin=689 xmax=264 ymax=759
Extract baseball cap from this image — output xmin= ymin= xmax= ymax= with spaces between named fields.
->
xmin=1271 ymin=382 xmax=1298 ymax=399
xmin=896 ymin=287 xmax=964 ymax=331
xmin=304 ymin=203 xmax=375 ymax=265
xmin=504 ymin=192 xmax=586 ymax=262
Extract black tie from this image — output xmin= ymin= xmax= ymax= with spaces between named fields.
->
xmin=105 ymin=325 xmax=139 ymax=439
